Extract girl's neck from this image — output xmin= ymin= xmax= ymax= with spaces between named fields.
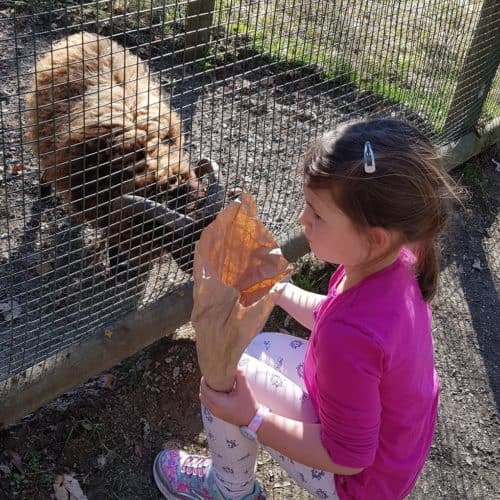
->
xmin=338 ymin=248 xmax=401 ymax=293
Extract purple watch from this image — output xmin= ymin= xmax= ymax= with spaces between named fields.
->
xmin=239 ymin=405 xmax=270 ymax=441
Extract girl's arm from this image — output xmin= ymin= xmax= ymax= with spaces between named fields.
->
xmin=275 ymin=282 xmax=325 ymax=330
xmin=258 ymin=412 xmax=363 ymax=475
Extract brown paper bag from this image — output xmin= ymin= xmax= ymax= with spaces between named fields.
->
xmin=191 ymin=193 xmax=292 ymax=391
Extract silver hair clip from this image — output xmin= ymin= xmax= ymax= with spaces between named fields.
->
xmin=363 ymin=141 xmax=376 ymax=174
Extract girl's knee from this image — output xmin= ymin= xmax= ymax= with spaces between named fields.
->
xmin=245 ymin=331 xmax=278 ymax=351
xmin=245 ymin=331 xmax=307 ymax=358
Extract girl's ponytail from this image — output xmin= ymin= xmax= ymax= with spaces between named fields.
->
xmin=415 ymin=240 xmax=440 ymax=302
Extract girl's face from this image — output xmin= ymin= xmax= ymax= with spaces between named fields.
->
xmin=299 ymin=186 xmax=370 ymax=267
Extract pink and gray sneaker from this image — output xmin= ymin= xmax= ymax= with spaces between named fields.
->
xmin=153 ymin=449 xmax=265 ymax=500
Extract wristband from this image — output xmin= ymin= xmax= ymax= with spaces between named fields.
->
xmin=239 ymin=405 xmax=269 ymax=441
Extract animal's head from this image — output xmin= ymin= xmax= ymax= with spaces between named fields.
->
xmin=61 ymin=91 xmax=207 ymax=216
xmin=125 ymin=86 xmax=207 ymax=214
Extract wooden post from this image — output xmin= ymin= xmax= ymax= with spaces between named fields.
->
xmin=184 ymin=0 xmax=216 ymax=62
xmin=443 ymin=0 xmax=500 ymax=138
xmin=440 ymin=117 xmax=500 ymax=171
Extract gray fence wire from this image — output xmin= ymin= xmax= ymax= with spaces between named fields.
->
xmin=0 ymin=0 xmax=498 ymax=413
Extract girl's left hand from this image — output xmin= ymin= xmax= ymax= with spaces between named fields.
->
xmin=199 ymin=369 xmax=259 ymax=427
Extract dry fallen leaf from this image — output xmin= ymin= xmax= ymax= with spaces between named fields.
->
xmin=0 ymin=464 xmax=11 ymax=476
xmin=7 ymin=450 xmax=24 ymax=474
xmin=53 ymin=473 xmax=88 ymax=500
xmin=0 ymin=300 xmax=22 ymax=321
xmin=11 ymin=163 xmax=23 ymax=175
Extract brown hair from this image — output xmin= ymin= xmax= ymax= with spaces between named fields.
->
xmin=302 ymin=118 xmax=462 ymax=302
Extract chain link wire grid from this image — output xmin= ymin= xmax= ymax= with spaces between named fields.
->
xmin=0 ymin=0 xmax=498 ymax=417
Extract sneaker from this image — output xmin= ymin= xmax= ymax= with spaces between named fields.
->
xmin=153 ymin=449 xmax=266 ymax=500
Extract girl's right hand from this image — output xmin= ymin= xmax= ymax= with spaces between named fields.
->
xmin=200 ymin=369 xmax=259 ymax=428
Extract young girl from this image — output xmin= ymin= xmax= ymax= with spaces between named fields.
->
xmin=153 ymin=118 xmax=460 ymax=499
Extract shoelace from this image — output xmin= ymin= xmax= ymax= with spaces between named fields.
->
xmin=181 ymin=455 xmax=211 ymax=478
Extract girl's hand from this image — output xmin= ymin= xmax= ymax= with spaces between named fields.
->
xmin=199 ymin=369 xmax=259 ymax=427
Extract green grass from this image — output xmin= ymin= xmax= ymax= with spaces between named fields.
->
xmin=480 ymin=72 xmax=500 ymax=126
xmin=290 ymin=256 xmax=335 ymax=294
xmin=264 ymin=255 xmax=335 ymax=335
xmin=6 ymin=452 xmax=53 ymax=496
xmin=456 ymin=160 xmax=488 ymax=210
xmin=211 ymin=0 xmax=497 ymax=132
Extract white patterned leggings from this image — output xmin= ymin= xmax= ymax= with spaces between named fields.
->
xmin=202 ymin=331 xmax=339 ymax=499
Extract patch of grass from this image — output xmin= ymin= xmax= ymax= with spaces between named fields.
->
xmin=480 ymin=75 xmax=500 ymax=126
xmin=264 ymin=254 xmax=334 ymax=334
xmin=122 ymin=365 xmax=143 ymax=387
xmin=24 ymin=454 xmax=53 ymax=490
xmin=458 ymin=161 xmax=485 ymax=191
xmin=5 ymin=452 xmax=53 ymax=496
xmin=455 ymin=159 xmax=491 ymax=213
xmin=212 ymin=0 xmax=496 ymax=132
xmin=10 ymin=471 xmax=27 ymax=491
xmin=79 ymin=418 xmax=104 ymax=436
xmin=290 ymin=256 xmax=335 ymax=294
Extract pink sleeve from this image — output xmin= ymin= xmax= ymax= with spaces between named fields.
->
xmin=315 ymin=320 xmax=383 ymax=468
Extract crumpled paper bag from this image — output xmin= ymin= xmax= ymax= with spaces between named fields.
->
xmin=191 ymin=193 xmax=292 ymax=392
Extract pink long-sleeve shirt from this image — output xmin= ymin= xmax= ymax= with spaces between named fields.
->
xmin=304 ymin=248 xmax=439 ymax=499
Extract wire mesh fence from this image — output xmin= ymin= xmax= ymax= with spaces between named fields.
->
xmin=0 ymin=0 xmax=498 ymax=413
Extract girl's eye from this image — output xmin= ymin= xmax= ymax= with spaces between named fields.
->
xmin=309 ymin=207 xmax=321 ymax=220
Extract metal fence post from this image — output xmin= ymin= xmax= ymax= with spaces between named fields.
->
xmin=442 ymin=0 xmax=500 ymax=138
xmin=184 ymin=0 xmax=216 ymax=61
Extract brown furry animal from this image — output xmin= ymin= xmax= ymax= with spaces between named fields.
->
xmin=25 ymin=32 xmax=221 ymax=274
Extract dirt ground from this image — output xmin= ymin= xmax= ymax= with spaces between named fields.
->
xmin=0 ymin=148 xmax=498 ymax=499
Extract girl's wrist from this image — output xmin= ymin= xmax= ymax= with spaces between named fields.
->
xmin=240 ymin=405 xmax=270 ymax=441
xmin=273 ymin=281 xmax=289 ymax=307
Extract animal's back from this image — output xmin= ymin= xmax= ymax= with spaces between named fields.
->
xmin=25 ymin=32 xmax=153 ymax=161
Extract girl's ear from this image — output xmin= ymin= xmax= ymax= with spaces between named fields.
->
xmin=367 ymin=226 xmax=394 ymax=254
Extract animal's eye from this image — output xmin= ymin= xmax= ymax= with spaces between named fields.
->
xmin=161 ymin=135 xmax=173 ymax=145
xmin=167 ymin=175 xmax=178 ymax=187
xmin=134 ymin=149 xmax=145 ymax=162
